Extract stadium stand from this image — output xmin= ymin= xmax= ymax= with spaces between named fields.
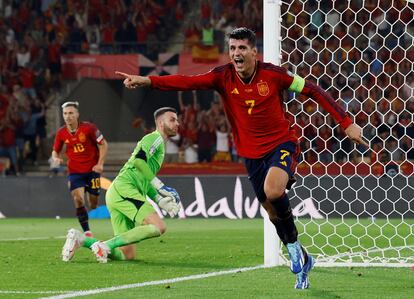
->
xmin=0 ymin=0 xmax=412 ymax=176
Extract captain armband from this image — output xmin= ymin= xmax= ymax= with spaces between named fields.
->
xmin=288 ymin=74 xmax=305 ymax=94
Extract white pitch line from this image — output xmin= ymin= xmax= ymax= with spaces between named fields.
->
xmin=0 ymin=236 xmax=65 ymax=242
xmin=0 ymin=290 xmax=76 ymax=294
xmin=40 ymin=264 xmax=267 ymax=299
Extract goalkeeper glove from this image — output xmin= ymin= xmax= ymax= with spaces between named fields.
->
xmin=151 ymin=177 xmax=181 ymax=204
xmin=155 ymin=195 xmax=180 ymax=217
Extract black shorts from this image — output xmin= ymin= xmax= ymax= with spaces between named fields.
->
xmin=68 ymin=172 xmax=101 ymax=196
xmin=244 ymin=142 xmax=300 ymax=203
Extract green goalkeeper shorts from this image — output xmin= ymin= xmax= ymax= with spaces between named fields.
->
xmin=105 ymin=183 xmax=156 ymax=236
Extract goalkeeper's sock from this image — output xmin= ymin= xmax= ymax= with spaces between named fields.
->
xmin=76 ymin=206 xmax=90 ymax=232
xmin=270 ymin=194 xmax=298 ymax=245
xmin=83 ymin=237 xmax=99 ymax=248
xmin=105 ymin=224 xmax=161 ymax=249
xmin=108 ymin=248 xmax=126 ymax=261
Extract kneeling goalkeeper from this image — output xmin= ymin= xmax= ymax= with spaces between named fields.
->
xmin=62 ymin=107 xmax=181 ymax=263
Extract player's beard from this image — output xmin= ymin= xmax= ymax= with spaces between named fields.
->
xmin=163 ymin=124 xmax=178 ymax=138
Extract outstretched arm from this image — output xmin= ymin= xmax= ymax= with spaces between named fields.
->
xmin=116 ymin=68 xmax=217 ymax=91
xmin=115 ymin=71 xmax=152 ymax=89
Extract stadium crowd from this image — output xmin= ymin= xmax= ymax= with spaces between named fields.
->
xmin=183 ymin=0 xmax=263 ymax=53
xmin=163 ymin=90 xmax=238 ymax=164
xmin=281 ymin=0 xmax=414 ymax=166
xmin=0 ymin=0 xmax=413 ymax=175
xmin=0 ymin=0 xmax=190 ymax=175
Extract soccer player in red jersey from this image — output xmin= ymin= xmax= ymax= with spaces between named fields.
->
xmin=116 ymin=27 xmax=368 ymax=288
xmin=52 ymin=101 xmax=108 ymax=240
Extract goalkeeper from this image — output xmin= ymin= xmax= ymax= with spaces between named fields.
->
xmin=62 ymin=107 xmax=181 ymax=263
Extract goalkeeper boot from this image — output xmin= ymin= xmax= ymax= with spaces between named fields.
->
xmin=62 ymin=228 xmax=85 ymax=262
xmin=295 ymin=254 xmax=315 ymax=289
xmin=91 ymin=241 xmax=110 ymax=263
xmin=286 ymin=241 xmax=305 ymax=274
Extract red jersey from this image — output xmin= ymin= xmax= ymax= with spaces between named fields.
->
xmin=150 ymin=61 xmax=352 ymax=159
xmin=53 ymin=122 xmax=105 ymax=174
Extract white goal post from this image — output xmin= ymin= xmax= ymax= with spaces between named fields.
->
xmin=263 ymin=0 xmax=283 ymax=268
xmin=263 ymin=0 xmax=414 ymax=267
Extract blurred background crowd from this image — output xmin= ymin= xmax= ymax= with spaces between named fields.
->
xmin=0 ymin=0 xmax=412 ymax=176
xmin=281 ymin=0 xmax=413 ymax=167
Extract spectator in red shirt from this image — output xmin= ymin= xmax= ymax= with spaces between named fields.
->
xmin=178 ymin=90 xmax=199 ymax=128
xmin=0 ymin=85 xmax=9 ymax=120
xmin=0 ymin=113 xmax=19 ymax=175
xmin=100 ymin=21 xmax=115 ymax=53
xmin=17 ymin=0 xmax=31 ymax=26
xmin=200 ymin=0 xmax=212 ymax=22
xmin=47 ymin=36 xmax=63 ymax=86
xmin=18 ymin=66 xmax=37 ymax=99
xmin=197 ymin=114 xmax=215 ymax=162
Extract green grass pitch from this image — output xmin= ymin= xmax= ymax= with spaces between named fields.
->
xmin=0 ymin=218 xmax=413 ymax=298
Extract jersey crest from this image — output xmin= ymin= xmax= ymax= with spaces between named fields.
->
xmin=257 ymin=81 xmax=269 ymax=96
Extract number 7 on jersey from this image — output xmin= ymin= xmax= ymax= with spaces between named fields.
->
xmin=245 ymin=100 xmax=255 ymax=115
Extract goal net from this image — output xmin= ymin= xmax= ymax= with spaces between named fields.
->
xmin=278 ymin=0 xmax=414 ymax=267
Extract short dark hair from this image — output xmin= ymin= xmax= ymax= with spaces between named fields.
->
xmin=228 ymin=27 xmax=256 ymax=47
xmin=154 ymin=107 xmax=177 ymax=121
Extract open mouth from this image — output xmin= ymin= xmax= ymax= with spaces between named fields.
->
xmin=234 ymin=58 xmax=244 ymax=67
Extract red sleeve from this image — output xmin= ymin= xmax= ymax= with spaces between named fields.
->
xmin=261 ymin=63 xmax=295 ymax=90
xmin=53 ymin=130 xmax=63 ymax=152
xmin=87 ymin=123 xmax=105 ymax=145
xmin=149 ymin=70 xmax=219 ymax=91
xmin=271 ymin=65 xmax=295 ymax=90
xmin=301 ymin=81 xmax=353 ymax=130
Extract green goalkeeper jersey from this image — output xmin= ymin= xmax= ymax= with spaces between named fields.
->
xmin=112 ymin=130 xmax=165 ymax=201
